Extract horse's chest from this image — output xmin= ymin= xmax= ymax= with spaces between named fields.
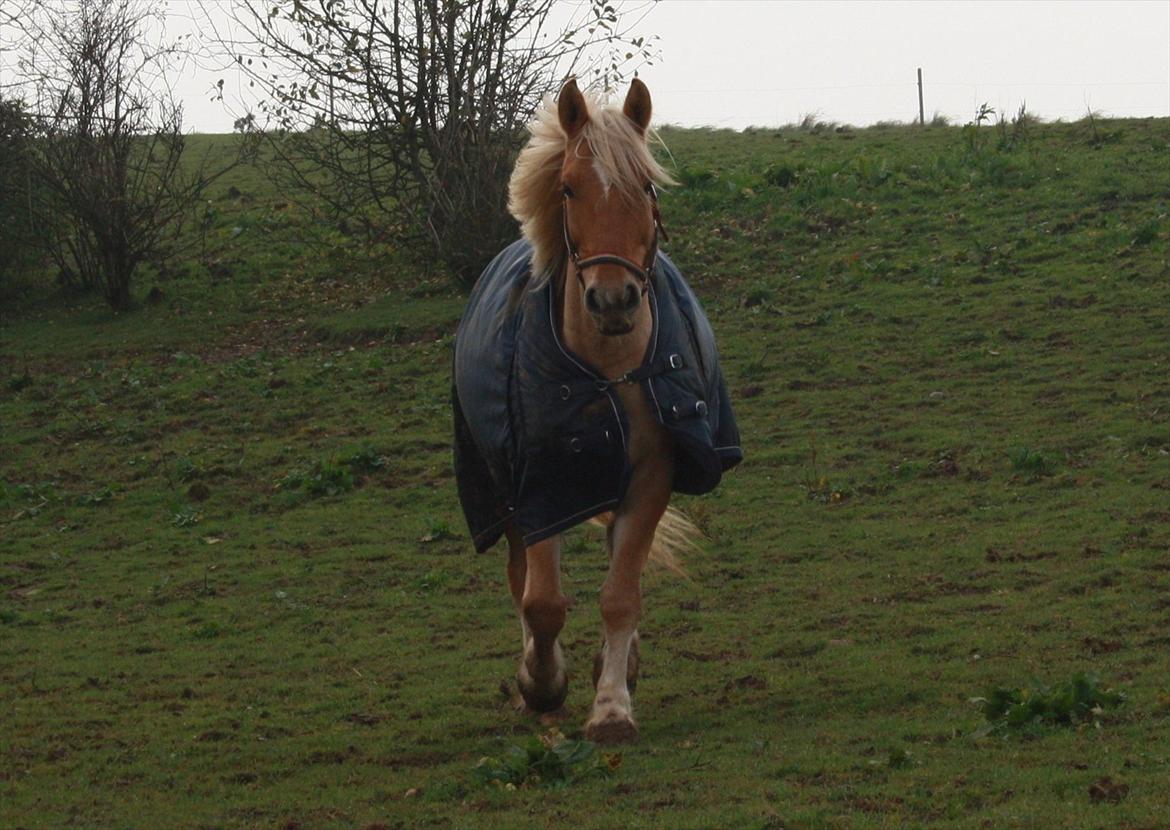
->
xmin=614 ymin=383 xmax=670 ymax=467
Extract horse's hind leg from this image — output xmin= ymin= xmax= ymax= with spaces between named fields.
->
xmin=506 ymin=524 xmax=568 ymax=712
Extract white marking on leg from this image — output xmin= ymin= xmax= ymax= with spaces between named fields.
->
xmin=588 ymin=518 xmax=642 ymax=730
xmin=593 ymin=626 xmax=635 ymax=722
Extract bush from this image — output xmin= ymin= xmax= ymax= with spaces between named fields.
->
xmin=0 ymin=98 xmax=44 ymax=289
xmin=15 ymin=0 xmax=244 ymax=309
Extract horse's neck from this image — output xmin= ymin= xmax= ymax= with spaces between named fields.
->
xmin=557 ymin=265 xmax=653 ymax=380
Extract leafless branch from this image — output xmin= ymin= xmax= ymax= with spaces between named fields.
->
xmin=200 ymin=0 xmax=659 ymax=283
xmin=12 ymin=0 xmax=250 ymax=308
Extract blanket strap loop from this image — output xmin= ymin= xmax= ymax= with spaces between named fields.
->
xmin=559 ymin=352 xmax=685 ymax=398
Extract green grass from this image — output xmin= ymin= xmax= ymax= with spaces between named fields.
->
xmin=2 ymin=116 xmax=1170 ymax=829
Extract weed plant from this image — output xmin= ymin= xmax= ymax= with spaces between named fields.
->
xmin=974 ymin=673 xmax=1125 ymax=736
xmin=473 ymin=730 xmax=618 ymax=789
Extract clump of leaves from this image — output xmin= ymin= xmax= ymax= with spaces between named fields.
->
xmin=172 ymin=504 xmax=203 ymax=527
xmin=802 ymin=474 xmax=851 ymax=504
xmin=886 ymin=746 xmax=913 ymax=769
xmin=192 ymin=621 xmax=222 ymax=640
xmin=973 ymin=672 xmax=1124 ymax=736
xmin=338 ymin=443 xmax=387 ymax=476
xmin=802 ymin=440 xmax=851 ymax=503
xmin=7 ymin=370 xmax=32 ymax=392
xmin=419 ymin=517 xmax=453 ymax=544
xmin=893 ymin=460 xmax=925 ymax=481
xmin=895 ymin=451 xmax=959 ymax=481
xmin=962 ymin=102 xmax=997 ymax=154
xmin=276 ymin=460 xmax=354 ymax=498
xmin=763 ymin=163 xmax=798 ymax=188
xmin=473 ymin=729 xmax=619 ymax=789
xmin=679 ymin=164 xmax=718 ymax=189
xmin=1129 ymin=217 xmax=1161 ymax=248
xmin=740 ymin=285 xmax=775 ymax=310
xmin=1009 ymin=447 xmax=1055 ymax=479
xmin=412 ymin=569 xmax=450 ymax=593
xmin=4 ymin=488 xmax=55 ymax=519
xmin=174 ymin=456 xmax=204 ymax=483
xmin=1 ymin=481 xmax=57 ymax=505
xmin=739 ymin=349 xmax=770 ymax=380
xmin=76 ymin=486 xmax=114 ymax=507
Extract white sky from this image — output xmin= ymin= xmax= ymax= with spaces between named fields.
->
xmin=5 ymin=0 xmax=1169 ymax=131
xmin=642 ymin=0 xmax=1170 ymax=128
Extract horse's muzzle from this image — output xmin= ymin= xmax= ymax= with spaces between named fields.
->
xmin=585 ymin=281 xmax=641 ymax=336
xmin=594 ymin=314 xmax=636 ymax=336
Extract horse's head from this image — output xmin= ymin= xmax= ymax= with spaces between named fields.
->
xmin=557 ymin=78 xmax=662 ymax=337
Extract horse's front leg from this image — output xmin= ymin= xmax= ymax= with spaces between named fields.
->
xmin=585 ymin=463 xmax=671 ymax=743
xmin=506 ymin=525 xmax=569 ymax=712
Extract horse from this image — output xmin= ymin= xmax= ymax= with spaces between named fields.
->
xmin=452 ymin=78 xmax=741 ymax=743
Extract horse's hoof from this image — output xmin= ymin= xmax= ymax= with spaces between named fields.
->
xmin=585 ymin=716 xmax=638 ymax=745
xmin=516 ymin=670 xmax=568 ymax=713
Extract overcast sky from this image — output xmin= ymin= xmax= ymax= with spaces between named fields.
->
xmin=642 ymin=0 xmax=1170 ymax=128
xmin=6 ymin=0 xmax=1169 ymax=131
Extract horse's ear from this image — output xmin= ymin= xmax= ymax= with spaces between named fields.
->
xmin=623 ymin=78 xmax=652 ymax=134
xmin=558 ymin=78 xmax=589 ymax=138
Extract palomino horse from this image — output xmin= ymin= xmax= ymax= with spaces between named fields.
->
xmin=453 ymin=78 xmax=741 ymax=742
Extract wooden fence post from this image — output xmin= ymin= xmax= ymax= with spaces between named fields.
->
xmin=918 ymin=68 xmax=925 ymax=126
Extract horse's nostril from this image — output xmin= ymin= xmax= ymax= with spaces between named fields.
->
xmin=623 ymin=283 xmax=640 ymax=311
xmin=585 ymin=287 xmax=601 ymax=314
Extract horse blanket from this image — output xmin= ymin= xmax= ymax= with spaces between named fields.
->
xmin=452 ymin=239 xmax=742 ymax=553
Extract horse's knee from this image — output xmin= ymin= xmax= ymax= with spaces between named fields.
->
xmin=599 ymin=583 xmax=640 ymax=631
xmin=522 ymin=593 xmax=567 ymax=640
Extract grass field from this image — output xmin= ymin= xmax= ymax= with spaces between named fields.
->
xmin=2 ymin=116 xmax=1169 ymax=829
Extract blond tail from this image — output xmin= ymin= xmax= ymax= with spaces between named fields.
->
xmin=648 ymin=506 xmax=702 ymax=577
xmin=588 ymin=506 xmax=702 ymax=578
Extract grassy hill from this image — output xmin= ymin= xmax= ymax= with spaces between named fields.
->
xmin=2 ymin=116 xmax=1169 ymax=829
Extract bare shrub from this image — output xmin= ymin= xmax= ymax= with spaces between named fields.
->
xmin=17 ymin=0 xmax=245 ymax=309
xmin=209 ymin=0 xmax=657 ymax=285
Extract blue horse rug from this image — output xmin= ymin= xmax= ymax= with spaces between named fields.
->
xmin=452 ymin=239 xmax=742 ymax=553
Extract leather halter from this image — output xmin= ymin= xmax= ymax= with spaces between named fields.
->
xmin=562 ymin=182 xmax=669 ymax=295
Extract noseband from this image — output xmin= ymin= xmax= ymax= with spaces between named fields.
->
xmin=562 ymin=183 xmax=669 ymax=295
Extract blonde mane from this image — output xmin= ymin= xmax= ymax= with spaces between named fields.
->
xmin=508 ymin=89 xmax=675 ymax=282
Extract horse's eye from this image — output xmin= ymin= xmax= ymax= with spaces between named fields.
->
xmin=645 ymin=182 xmax=656 ymax=198
xmin=562 ymin=184 xmax=575 ymax=198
